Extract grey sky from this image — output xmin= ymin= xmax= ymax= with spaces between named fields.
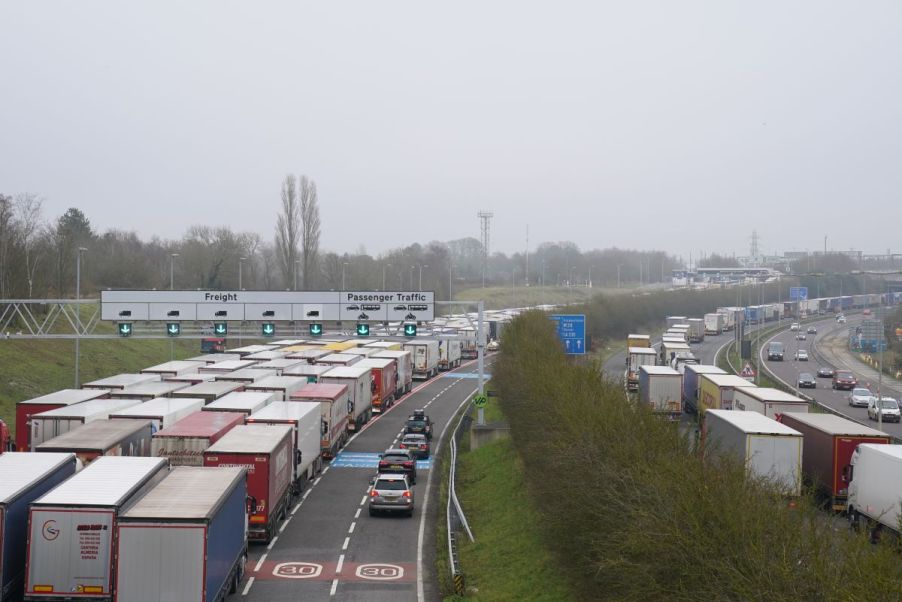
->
xmin=2 ymin=2 xmax=900 ymax=260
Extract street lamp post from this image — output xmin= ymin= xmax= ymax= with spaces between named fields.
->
xmin=382 ymin=263 xmax=392 ymax=291
xmin=418 ymin=264 xmax=428 ymax=291
xmin=74 ymin=247 xmax=87 ymax=388
xmin=170 ymin=253 xmax=179 ymax=290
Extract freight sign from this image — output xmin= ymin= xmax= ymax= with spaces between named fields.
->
xmin=101 ymin=290 xmax=436 ymax=322
xmin=549 ymin=314 xmax=586 ymax=355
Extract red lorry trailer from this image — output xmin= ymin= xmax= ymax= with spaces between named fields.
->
xmin=14 ymin=390 xmax=109 ymax=452
xmin=151 ymin=411 xmax=245 ymax=467
xmin=356 ymin=357 xmax=398 ymax=415
xmin=779 ymin=412 xmax=891 ymax=511
xmin=203 ymin=424 xmax=292 ymax=543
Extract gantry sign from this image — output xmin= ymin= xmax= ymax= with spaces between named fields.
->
xmin=100 ymin=290 xmax=436 ymax=323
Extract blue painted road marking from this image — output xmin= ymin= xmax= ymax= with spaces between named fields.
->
xmin=441 ymin=372 xmax=490 ymax=380
xmin=332 ymin=452 xmax=432 ymax=470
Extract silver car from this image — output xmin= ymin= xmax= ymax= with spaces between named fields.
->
xmin=868 ymin=397 xmax=901 ymax=423
xmin=848 ymin=387 xmax=872 ymax=408
xmin=369 ymin=473 xmax=414 ymax=517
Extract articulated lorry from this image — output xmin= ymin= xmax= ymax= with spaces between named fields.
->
xmin=847 ymin=444 xmax=902 ymax=539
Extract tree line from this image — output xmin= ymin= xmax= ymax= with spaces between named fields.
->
xmin=1 ymin=181 xmax=684 ymax=300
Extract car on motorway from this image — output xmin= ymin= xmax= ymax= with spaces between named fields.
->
xmin=867 ymin=397 xmax=901 ymax=423
xmin=848 ymin=387 xmax=873 ymax=408
xmin=796 ymin=333 xmax=807 ymax=341
xmin=794 ymin=349 xmax=809 ymax=361
xmin=405 ymin=409 xmax=433 ymax=440
xmin=797 ymin=373 xmax=817 ymax=388
xmin=369 ymin=473 xmax=414 ymax=517
xmin=837 ymin=315 xmax=847 ymax=323
xmin=863 ymin=308 xmax=872 ymax=316
xmin=807 ymin=326 xmax=817 ymax=335
xmin=817 ymin=366 xmax=834 ymax=378
xmin=378 ymin=448 xmax=417 ymax=484
xmin=832 ymin=370 xmax=858 ymax=390
xmin=399 ymin=433 xmax=430 ymax=458
xmin=790 ymin=322 xmax=800 ymax=331
xmin=487 ymin=339 xmax=500 ymax=352
xmin=767 ymin=341 xmax=785 ymax=361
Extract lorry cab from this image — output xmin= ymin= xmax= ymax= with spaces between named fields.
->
xmin=767 ymin=342 xmax=785 ymax=361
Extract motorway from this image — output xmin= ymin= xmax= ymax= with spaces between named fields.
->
xmin=239 ymin=359 xmax=488 ymax=601
xmin=759 ymin=314 xmax=902 ymax=439
xmin=602 ymin=327 xmax=736 ymax=381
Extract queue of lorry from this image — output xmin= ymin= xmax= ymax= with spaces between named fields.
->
xmin=627 ymin=295 xmax=902 ymax=544
xmin=0 ymin=332 xmax=483 ymax=602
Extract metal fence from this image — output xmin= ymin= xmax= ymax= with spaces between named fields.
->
xmin=446 ymin=404 xmax=475 ymax=596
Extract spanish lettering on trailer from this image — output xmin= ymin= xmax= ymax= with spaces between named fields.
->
xmin=151 ymin=411 xmax=245 ymax=467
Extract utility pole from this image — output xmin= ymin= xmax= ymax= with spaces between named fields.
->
xmin=238 ymin=257 xmax=245 ymax=346
xmin=170 ymin=252 xmax=179 ymax=361
xmin=477 ymin=300 xmax=485 ymax=425
xmin=74 ymin=247 xmax=87 ymax=388
xmin=418 ymin=264 xmax=428 ymax=291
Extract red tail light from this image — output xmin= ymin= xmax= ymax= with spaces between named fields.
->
xmin=403 ymin=491 xmax=411 ymax=498
xmin=399 ymin=444 xmax=407 ymax=448
xmin=404 ymin=461 xmax=413 ymax=467
xmin=370 ymin=490 xmax=378 ymax=497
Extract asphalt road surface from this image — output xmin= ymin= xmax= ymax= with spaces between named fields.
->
xmin=759 ymin=314 xmax=902 ymax=439
xmin=240 ymin=359 xmax=490 ymax=602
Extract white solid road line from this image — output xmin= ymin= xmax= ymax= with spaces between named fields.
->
xmin=253 ymin=553 xmax=267 ymax=572
xmin=417 ymin=386 xmax=480 ymax=602
xmin=241 ymin=576 xmax=255 ymax=596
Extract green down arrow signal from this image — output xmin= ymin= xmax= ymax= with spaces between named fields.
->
xmin=309 ymin=323 xmax=323 ymax=336
xmin=214 ymin=323 xmax=227 ymax=336
xmin=404 ymin=323 xmax=417 ymax=337
xmin=262 ymin=323 xmax=275 ymax=336
xmin=167 ymin=323 xmax=180 ymax=336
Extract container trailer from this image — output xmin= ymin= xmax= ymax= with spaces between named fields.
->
xmin=204 ymin=425 xmax=292 ymax=543
xmin=847 ymin=444 xmax=902 ymax=537
xmin=317 ymin=353 xmax=361 ymax=367
xmin=626 ymin=347 xmax=657 ymax=391
xmin=81 ymin=374 xmax=159 ymax=392
xmin=198 ymin=360 xmax=261 ymax=374
xmin=437 ymin=338 xmax=462 ymax=371
xmin=638 ymin=366 xmax=682 ymax=420
xmin=704 ymin=313 xmax=725 ymax=335
xmin=320 ymin=364 xmax=374 ymax=433
xmin=681 ymin=365 xmax=726 ymax=413
xmin=151 ymin=411 xmax=245 ymax=466
xmin=29 ymin=399 xmax=140 ymax=451
xmin=243 ymin=350 xmax=288 ymax=362
xmin=687 ymin=318 xmax=705 ymax=343
xmin=163 ymin=372 xmax=216 ymax=385
xmin=203 ymin=392 xmax=274 ymax=415
xmin=732 ymin=387 xmax=808 ymax=419
xmin=35 ymin=420 xmax=153 ymax=465
xmin=109 ymin=380 xmax=191 ymax=401
xmin=176 ymin=381 xmax=244 ymax=403
xmin=24 ymin=457 xmax=169 ymax=601
xmin=243 ymin=376 xmax=308 ymax=401
xmin=140 ymin=360 xmax=206 ymax=377
xmin=247 ymin=401 xmax=323 ymax=486
xmin=290 ymin=384 xmax=350 ymax=458
xmin=363 ymin=341 xmax=403 ymax=352
xmin=697 ymin=374 xmax=757 ymax=413
xmin=227 ymin=344 xmax=278 ymax=356
xmin=114 ymin=466 xmax=248 ymax=602
xmin=249 ymin=358 xmax=305 ymax=374
xmin=355 ymin=358 xmax=398 ymax=414
xmin=665 ymin=316 xmax=688 ymax=328
xmin=285 ymin=348 xmax=331 ymax=363
xmin=371 ymin=350 xmax=413 ymax=396
xmin=703 ymin=410 xmax=803 ymax=496
xmin=281 ymin=363 xmax=333 ymax=383
xmin=214 ymin=368 xmax=278 ymax=384
xmin=779 ymin=413 xmax=890 ymax=511
xmin=626 ymin=334 xmax=651 ymax=349
xmin=187 ymin=353 xmax=243 ymax=364
xmin=109 ymin=397 xmax=204 ymax=431
xmin=15 ymin=390 xmax=109 ymax=452
xmin=0 ymin=453 xmax=77 ymax=602
xmin=404 ymin=340 xmax=440 ymax=380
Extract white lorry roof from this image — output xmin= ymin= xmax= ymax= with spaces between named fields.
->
xmin=737 ymin=387 xmax=805 ymax=403
xmin=703 ymin=374 xmax=757 ymax=388
xmin=640 ymin=366 xmax=680 ymax=376
xmin=140 ymin=360 xmax=205 ymax=375
xmin=36 ymin=419 xmax=152 ymax=451
xmin=0 ymin=452 xmax=75 ymax=504
xmin=205 ymin=424 xmax=292 ymax=454
xmin=204 ymin=392 xmax=275 ymax=412
xmin=82 ymin=374 xmax=160 ymax=389
xmin=112 ymin=381 xmax=191 ymax=398
xmin=706 ymin=410 xmax=802 ymax=436
xmin=33 ymin=397 xmax=140 ymax=419
xmin=33 ymin=456 xmax=167 ymax=507
xmin=119 ymin=466 xmax=245 ymax=521
xmin=109 ymin=397 xmax=204 ymax=418
xmin=628 ymin=347 xmax=657 ymax=355
xmin=248 ymin=401 xmax=321 ymax=422
xmin=780 ymin=412 xmax=890 ymax=437
xmin=322 ymin=365 xmax=372 ymax=379
xmin=18 ymin=389 xmax=108 ymax=406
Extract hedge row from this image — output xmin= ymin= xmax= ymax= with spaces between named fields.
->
xmin=493 ymin=311 xmax=902 ymax=600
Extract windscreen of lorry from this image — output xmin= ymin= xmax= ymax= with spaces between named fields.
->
xmin=769 ymin=343 xmax=784 ymax=352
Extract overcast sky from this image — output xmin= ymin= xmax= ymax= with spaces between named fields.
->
xmin=2 ymin=2 xmax=900 ymax=260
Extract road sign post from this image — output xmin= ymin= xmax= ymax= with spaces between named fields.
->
xmin=549 ymin=314 xmax=586 ymax=355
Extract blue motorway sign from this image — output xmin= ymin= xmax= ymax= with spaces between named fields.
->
xmin=790 ymin=287 xmax=808 ymax=301
xmin=550 ymin=314 xmax=586 ymax=355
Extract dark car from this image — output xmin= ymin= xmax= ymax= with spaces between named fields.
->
xmin=798 ymin=373 xmax=816 ymax=389
xmin=816 ymin=366 xmax=834 ymax=378
xmin=807 ymin=326 xmax=817 ymax=335
xmin=405 ymin=410 xmax=433 ymax=440
xmin=378 ymin=449 xmax=417 ymax=484
xmin=832 ymin=370 xmax=858 ymax=391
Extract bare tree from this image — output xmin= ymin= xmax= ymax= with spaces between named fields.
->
xmin=299 ymin=176 xmax=321 ymax=289
xmin=275 ymin=175 xmax=301 ymax=288
xmin=14 ymin=194 xmax=44 ymax=298
xmin=0 ymin=194 xmax=12 ymax=297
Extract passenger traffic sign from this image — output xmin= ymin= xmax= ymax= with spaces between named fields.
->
xmin=118 ymin=323 xmax=132 ymax=337
xmin=474 ymin=394 xmax=488 ymax=408
xmin=261 ymin=323 xmax=276 ymax=337
xmin=213 ymin=322 xmax=228 ymax=336
xmin=549 ymin=314 xmax=586 ymax=355
xmin=166 ymin=323 xmax=180 ymax=337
